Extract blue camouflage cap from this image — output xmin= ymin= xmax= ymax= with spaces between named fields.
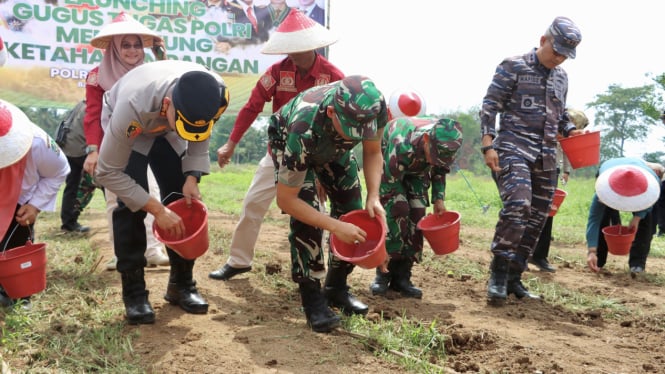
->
xmin=549 ymin=16 xmax=581 ymax=59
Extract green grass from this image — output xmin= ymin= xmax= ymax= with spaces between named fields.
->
xmin=0 ymin=164 xmax=659 ymax=373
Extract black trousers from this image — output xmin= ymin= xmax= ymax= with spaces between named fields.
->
xmin=655 ymin=180 xmax=665 ymax=235
xmin=112 ymin=137 xmax=190 ymax=273
xmin=596 ymin=207 xmax=653 ymax=269
xmin=532 ymin=216 xmax=553 ymax=260
xmin=60 ymin=155 xmax=86 ymax=229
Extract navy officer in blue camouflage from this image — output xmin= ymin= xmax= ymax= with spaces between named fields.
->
xmin=480 ymin=17 xmax=584 ymax=305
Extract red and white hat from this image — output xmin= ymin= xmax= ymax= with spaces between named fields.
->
xmin=261 ymin=10 xmax=337 ymax=54
xmin=388 ymin=89 xmax=426 ymax=119
xmin=0 ymin=99 xmax=33 ymax=168
xmin=595 ymin=165 xmax=660 ymax=212
xmin=91 ymin=12 xmax=161 ymax=50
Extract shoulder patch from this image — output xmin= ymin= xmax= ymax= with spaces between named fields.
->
xmin=260 ymin=73 xmax=276 ymax=91
xmin=86 ymin=70 xmax=98 ymax=86
xmin=126 ymin=121 xmax=143 ymax=139
xmin=47 ymin=135 xmax=61 ymax=155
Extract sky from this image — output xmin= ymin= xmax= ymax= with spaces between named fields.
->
xmin=327 ymin=0 xmax=664 ymax=156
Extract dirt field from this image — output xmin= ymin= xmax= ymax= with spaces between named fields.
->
xmin=87 ymin=209 xmax=665 ymax=374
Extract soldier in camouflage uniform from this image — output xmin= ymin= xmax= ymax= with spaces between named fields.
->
xmin=268 ymin=75 xmax=388 ymax=333
xmin=370 ymin=117 xmax=463 ymax=299
xmin=480 ymin=17 xmax=583 ymax=305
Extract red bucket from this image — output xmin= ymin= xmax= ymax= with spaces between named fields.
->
xmin=559 ymin=131 xmax=601 ymax=169
xmin=417 ymin=211 xmax=461 ymax=255
xmin=153 ymin=198 xmax=209 ymax=260
xmin=602 ymin=225 xmax=635 ymax=256
xmin=0 ymin=242 xmax=47 ymax=299
xmin=549 ymin=188 xmax=568 ymax=217
xmin=330 ymin=210 xmax=387 ymax=269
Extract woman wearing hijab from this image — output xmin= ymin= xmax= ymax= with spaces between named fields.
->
xmin=82 ymin=13 xmax=170 ymax=272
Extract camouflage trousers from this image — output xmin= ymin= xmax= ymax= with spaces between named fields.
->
xmin=271 ymin=150 xmax=363 ymax=283
xmin=75 ymin=172 xmax=97 ymax=212
xmin=491 ymin=153 xmax=557 ymax=269
xmin=380 ymin=175 xmax=428 ymax=262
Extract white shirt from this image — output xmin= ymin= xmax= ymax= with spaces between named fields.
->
xmin=19 ymin=125 xmax=70 ymax=212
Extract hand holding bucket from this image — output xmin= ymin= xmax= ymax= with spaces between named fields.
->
xmin=152 ymin=197 xmax=209 ymax=260
xmin=330 ymin=210 xmax=387 ymax=269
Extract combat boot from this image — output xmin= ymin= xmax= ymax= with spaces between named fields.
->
xmin=389 ymin=259 xmax=422 ymax=299
xmin=299 ymin=280 xmax=340 ymax=333
xmin=507 ymin=270 xmax=541 ymax=300
xmin=487 ymin=256 xmax=509 ymax=305
xmin=164 ymin=259 xmax=208 ymax=314
xmin=369 ymin=266 xmax=392 ymax=296
xmin=323 ymin=263 xmax=368 ymax=315
xmin=121 ymin=268 xmax=155 ymax=325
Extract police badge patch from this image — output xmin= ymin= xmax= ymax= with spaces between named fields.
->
xmin=278 ymin=71 xmax=296 ymax=93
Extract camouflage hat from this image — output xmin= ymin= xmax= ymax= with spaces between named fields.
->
xmin=428 ymin=118 xmax=463 ymax=167
xmin=549 ymin=16 xmax=581 ymax=59
xmin=333 ymin=76 xmax=384 ymax=140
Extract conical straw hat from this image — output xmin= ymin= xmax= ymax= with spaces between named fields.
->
xmin=595 ymin=165 xmax=660 ymax=212
xmin=91 ymin=12 xmax=161 ymax=49
xmin=0 ymin=99 xmax=33 ymax=168
xmin=261 ymin=10 xmax=337 ymax=54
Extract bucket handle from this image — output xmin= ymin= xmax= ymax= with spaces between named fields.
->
xmin=2 ymin=219 xmax=34 ymax=253
xmin=161 ymin=191 xmax=185 ymax=204
xmin=160 ymin=192 xmax=202 ymax=206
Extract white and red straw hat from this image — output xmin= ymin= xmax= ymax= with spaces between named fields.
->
xmin=388 ymin=89 xmax=426 ymax=119
xmin=91 ymin=12 xmax=161 ymax=49
xmin=0 ymin=100 xmax=33 ymax=168
xmin=261 ymin=10 xmax=337 ymax=54
xmin=595 ymin=165 xmax=660 ymax=211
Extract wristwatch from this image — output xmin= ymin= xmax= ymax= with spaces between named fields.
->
xmin=85 ymin=145 xmax=98 ymax=154
xmin=480 ymin=144 xmax=495 ymax=154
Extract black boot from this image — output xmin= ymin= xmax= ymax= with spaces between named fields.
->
xmin=487 ymin=256 xmax=509 ymax=305
xmin=164 ymin=259 xmax=209 ymax=314
xmin=121 ymin=268 xmax=155 ymax=325
xmin=323 ymin=263 xmax=368 ymax=315
xmin=507 ymin=270 xmax=541 ymax=300
xmin=389 ymin=259 xmax=422 ymax=299
xmin=369 ymin=266 xmax=392 ymax=296
xmin=299 ymin=280 xmax=340 ymax=333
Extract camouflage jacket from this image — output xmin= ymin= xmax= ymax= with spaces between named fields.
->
xmin=480 ymin=48 xmax=577 ymax=171
xmin=381 ymin=117 xmax=449 ymax=202
xmin=268 ymin=83 xmax=388 ymax=187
